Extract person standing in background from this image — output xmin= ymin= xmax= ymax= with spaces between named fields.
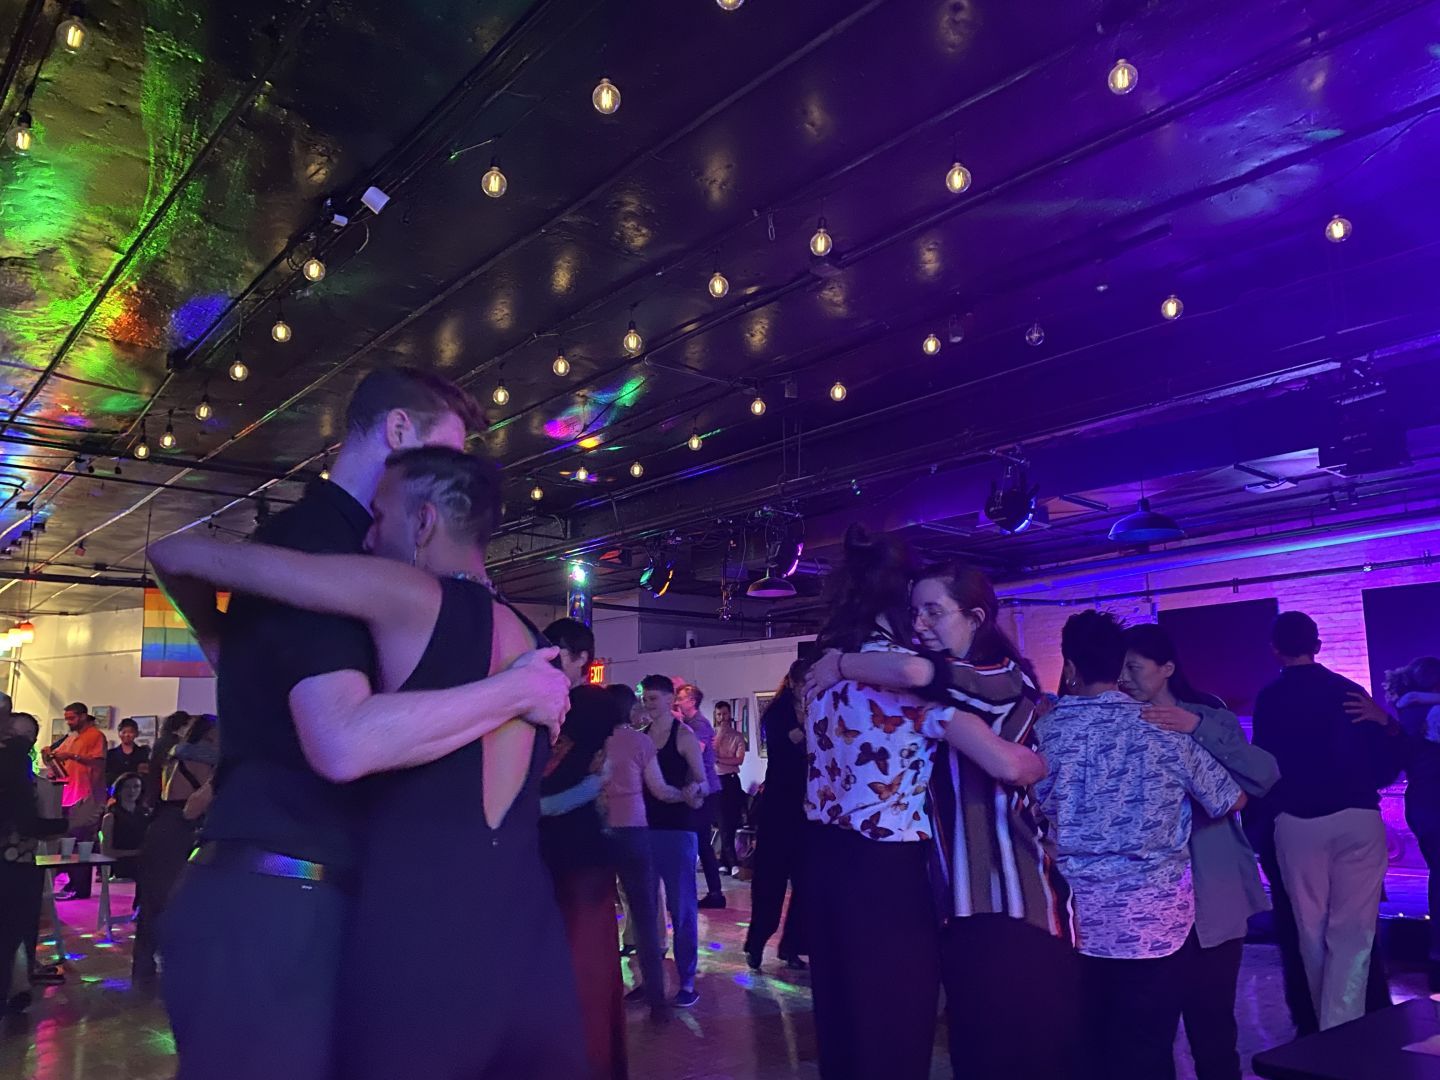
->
xmin=1253 ymin=611 xmax=1403 ymax=1031
xmin=743 ymin=662 xmax=809 ymax=972
xmin=713 ymin=700 xmax=746 ymax=876
xmin=42 ymin=702 xmax=107 ymax=900
xmin=106 ymin=718 xmax=151 ymax=790
xmin=676 ymin=684 xmax=725 ymax=909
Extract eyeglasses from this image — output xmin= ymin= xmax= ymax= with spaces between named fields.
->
xmin=911 ymin=603 xmax=963 ymax=625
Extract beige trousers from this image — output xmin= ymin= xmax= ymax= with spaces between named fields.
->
xmin=1275 ymin=808 xmax=1388 ymax=1030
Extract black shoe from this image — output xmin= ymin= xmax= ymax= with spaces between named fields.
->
xmin=697 ymin=893 xmax=726 ymax=910
xmin=780 ymin=954 xmax=808 ymax=971
xmin=618 ymin=945 xmax=636 ymax=958
xmin=672 ymin=988 xmax=699 ymax=1008
xmin=5 ymin=991 xmax=31 ymax=1013
xmin=30 ymin=970 xmax=64 ymax=986
xmin=52 ymin=890 xmax=79 ymax=902
xmin=624 ymin=986 xmax=649 ymax=1004
xmin=745 ymin=951 xmax=762 ymax=971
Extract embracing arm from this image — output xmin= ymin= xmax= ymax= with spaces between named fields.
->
xmin=148 ymin=533 xmax=436 ymax=633
xmin=151 ymin=555 xmax=224 ymax=669
xmin=934 ymin=709 xmax=1047 ymax=787
xmin=290 ymin=652 xmax=570 ymax=783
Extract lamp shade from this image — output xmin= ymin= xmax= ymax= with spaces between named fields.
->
xmin=1108 ymin=498 xmax=1185 ymax=544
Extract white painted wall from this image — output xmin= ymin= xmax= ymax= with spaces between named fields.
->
xmin=14 ymin=609 xmax=197 ymax=739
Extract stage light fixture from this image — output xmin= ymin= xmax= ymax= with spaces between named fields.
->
xmin=985 ymin=464 xmax=1039 ymax=534
xmin=1025 ymin=323 xmax=1045 ymax=346
xmin=302 ymin=256 xmax=326 ymax=282
xmin=552 ymin=350 xmax=571 ymax=377
xmin=708 ymin=270 xmax=729 ymax=299
xmin=810 ymin=218 xmax=833 ymax=258
xmin=195 ymin=394 xmax=213 ymax=421
xmin=1325 ymin=214 xmax=1352 ymax=243
xmin=492 ymin=382 xmax=510 ymax=406
xmin=923 ymin=333 xmax=941 ymax=356
xmin=1161 ymin=295 xmax=1183 ymax=320
xmin=639 ymin=555 xmax=675 ymax=598
xmin=945 ymin=162 xmax=972 ymax=194
xmin=482 ymin=159 xmax=507 ymax=198
xmin=829 ymin=381 xmax=847 ymax=402
xmin=592 ymin=78 xmax=620 ymax=115
xmin=567 ymin=561 xmax=589 ymax=586
xmin=1108 ymin=58 xmax=1138 ymax=95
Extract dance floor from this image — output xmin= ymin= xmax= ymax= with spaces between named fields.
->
xmin=0 ymin=873 xmax=1427 ymax=1080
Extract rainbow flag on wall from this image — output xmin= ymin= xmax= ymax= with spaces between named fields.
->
xmin=140 ymin=588 xmax=228 ymax=678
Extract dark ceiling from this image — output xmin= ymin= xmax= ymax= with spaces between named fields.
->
xmin=2 ymin=0 xmax=1440 ymax=624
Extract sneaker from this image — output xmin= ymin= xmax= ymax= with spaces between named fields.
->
xmin=52 ymin=889 xmax=79 ymax=902
xmin=697 ymin=893 xmax=726 ymax=910
xmin=729 ymin=866 xmax=743 ymax=877
xmin=672 ymin=988 xmax=699 ymax=1008
xmin=624 ymin=986 xmax=649 ymax=1004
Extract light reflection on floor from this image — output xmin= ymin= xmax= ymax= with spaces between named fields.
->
xmin=0 ymin=877 xmax=1427 ymax=1079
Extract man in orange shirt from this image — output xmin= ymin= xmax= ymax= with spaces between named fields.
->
xmin=41 ymin=702 xmax=107 ymax=899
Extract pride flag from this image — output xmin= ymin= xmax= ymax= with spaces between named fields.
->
xmin=140 ymin=588 xmax=228 ymax=678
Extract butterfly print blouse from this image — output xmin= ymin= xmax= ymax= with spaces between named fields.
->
xmin=803 ymin=629 xmax=946 ymax=843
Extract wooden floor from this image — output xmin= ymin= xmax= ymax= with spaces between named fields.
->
xmin=0 ymin=873 xmax=1428 ymax=1080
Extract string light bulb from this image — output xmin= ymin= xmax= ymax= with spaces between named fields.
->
xmin=133 ymin=427 xmax=151 ymax=460
xmin=7 ymin=112 xmax=32 ymax=154
xmin=750 ymin=396 xmax=766 ymax=417
xmin=529 ymin=484 xmax=544 ymax=502
xmin=194 ymin=393 xmax=213 ymax=421
xmin=492 ymin=381 xmax=510 ymax=406
xmin=622 ymin=321 xmax=644 ymax=356
xmin=688 ymin=431 xmax=703 ymax=451
xmin=708 ymin=270 xmax=729 ymax=299
xmin=271 ymin=317 xmax=292 ymax=343
xmin=922 ymin=333 xmax=942 ymax=356
xmin=1108 ymin=58 xmax=1138 ymax=95
xmin=552 ymin=350 xmax=571 ymax=377
xmin=944 ymin=162 xmax=972 ymax=194
xmin=810 ymin=218 xmax=833 ymax=258
xmin=229 ymin=356 xmax=249 ymax=382
xmin=629 ymin=461 xmax=644 ymax=478
xmin=159 ymin=410 xmax=177 ymax=450
xmin=592 ymin=77 xmax=621 ymax=115
xmin=1160 ymin=294 xmax=1184 ymax=320
xmin=575 ymin=465 xmax=590 ymax=482
xmin=301 ymin=256 xmax=326 ymax=282
xmin=716 ymin=0 xmax=744 ymax=8
xmin=319 ymin=457 xmax=331 ymax=481
xmin=481 ymin=158 xmax=507 ymax=198
xmin=1025 ymin=322 xmax=1045 ymax=347
xmin=1325 ymin=214 xmax=1352 ymax=243
xmin=829 ymin=381 xmax=847 ymax=402
xmin=57 ymin=12 xmax=86 ymax=51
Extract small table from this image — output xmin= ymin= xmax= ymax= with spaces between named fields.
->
xmin=1253 ymin=998 xmax=1440 ymax=1079
xmin=35 ymin=853 xmax=119 ymax=956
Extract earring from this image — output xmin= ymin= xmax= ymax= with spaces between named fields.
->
xmin=410 ymin=544 xmax=419 ymax=567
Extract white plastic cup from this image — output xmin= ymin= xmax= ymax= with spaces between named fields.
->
xmin=59 ymin=837 xmax=76 ymax=857
xmin=75 ymin=841 xmax=94 ymax=859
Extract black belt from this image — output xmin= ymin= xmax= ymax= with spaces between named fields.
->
xmin=190 ymin=841 xmax=354 ymax=891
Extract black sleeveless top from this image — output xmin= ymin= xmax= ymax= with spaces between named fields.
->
xmin=644 ymin=720 xmax=695 ymax=832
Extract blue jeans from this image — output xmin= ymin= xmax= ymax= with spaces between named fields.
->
xmin=612 ymin=827 xmax=666 ymax=1006
xmin=649 ymin=829 xmax=698 ymax=991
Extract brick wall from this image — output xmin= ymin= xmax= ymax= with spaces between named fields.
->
xmin=1001 ymin=528 xmax=1440 ymax=698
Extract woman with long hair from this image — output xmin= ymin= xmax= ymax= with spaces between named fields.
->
xmin=743 ymin=659 xmax=810 ymax=971
xmin=806 ymin=559 xmax=1077 ymax=1079
xmin=1119 ymin=623 xmax=1279 ymax=1080
xmin=800 ymin=529 xmax=1043 ymax=1079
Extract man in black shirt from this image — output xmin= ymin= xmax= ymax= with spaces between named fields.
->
xmin=1252 ymin=611 xmax=1403 ymax=1031
xmin=105 ymin=717 xmax=150 ymax=789
xmin=152 ymin=368 xmax=572 ymax=1080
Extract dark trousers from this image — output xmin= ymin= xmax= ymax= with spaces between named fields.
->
xmin=1079 ymin=932 xmax=1194 ymax=1080
xmin=134 ymin=802 xmax=197 ymax=977
xmin=943 ymin=915 xmax=1080 ymax=1080
xmin=717 ymin=774 xmax=744 ymax=867
xmin=553 ymin=864 xmax=627 ymax=1080
xmin=613 ymin=826 xmax=666 ymax=1006
xmin=803 ymin=823 xmax=939 ymax=1080
xmin=162 ymin=859 xmax=349 ymax=1080
xmin=1258 ymin=839 xmax=1389 ymax=1035
xmin=1181 ymin=937 xmax=1243 ymax=1080
xmin=1417 ymin=830 xmax=1440 ymax=967
xmin=743 ymin=812 xmax=804 ymax=960
xmin=0 ymin=861 xmax=42 ymax=1003
xmin=695 ymin=793 xmax=723 ymax=895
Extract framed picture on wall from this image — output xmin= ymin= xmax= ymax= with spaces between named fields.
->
xmin=92 ymin=705 xmax=116 ymax=731
xmin=754 ymin=691 xmax=777 ymax=757
xmin=131 ymin=715 xmax=158 ymax=743
xmin=48 ymin=718 xmax=67 ymax=747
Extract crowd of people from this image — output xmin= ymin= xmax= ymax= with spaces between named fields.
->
xmin=0 ymin=363 xmax=1425 ymax=1080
